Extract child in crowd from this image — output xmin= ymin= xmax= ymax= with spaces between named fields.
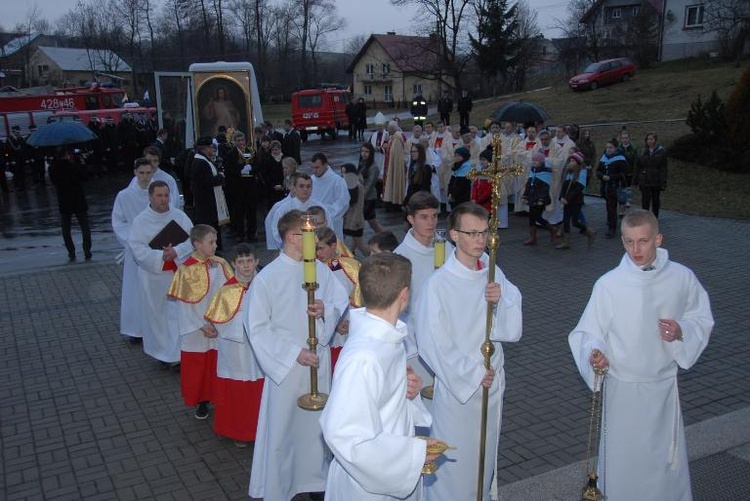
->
xmin=204 ymin=244 xmax=264 ymax=447
xmin=167 ymin=224 xmax=233 ymax=419
xmin=316 ymin=226 xmax=363 ymax=370
xmin=522 ymin=152 xmax=556 ymax=246
xmin=368 ymin=231 xmax=399 ymax=254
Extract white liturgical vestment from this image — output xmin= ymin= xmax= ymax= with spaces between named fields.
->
xmin=321 ymin=308 xmax=432 ymax=501
xmin=264 ymin=195 xmax=334 ymax=250
xmin=312 ymin=166 xmax=350 ymax=239
xmin=569 ymin=248 xmax=713 ymax=501
xmin=128 ymin=206 xmax=193 ymax=363
xmin=111 ymin=179 xmax=149 ymax=337
xmin=394 ymin=230 xmax=455 ymax=379
xmin=415 ymin=251 xmax=522 ymax=501
xmin=246 ymin=251 xmax=348 ymax=500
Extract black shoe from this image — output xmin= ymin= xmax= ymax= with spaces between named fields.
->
xmin=68 ymin=253 xmax=76 ymax=262
xmin=85 ymin=252 xmax=93 ymax=261
xmin=128 ymin=336 xmax=143 ymax=345
xmin=195 ymin=402 xmax=210 ymax=420
xmin=309 ymin=493 xmax=325 ymax=501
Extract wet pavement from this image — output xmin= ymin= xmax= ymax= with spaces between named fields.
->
xmin=0 ymin=135 xmax=365 ymax=276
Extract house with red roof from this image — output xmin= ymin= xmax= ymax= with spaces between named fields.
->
xmin=346 ymin=32 xmax=454 ymax=106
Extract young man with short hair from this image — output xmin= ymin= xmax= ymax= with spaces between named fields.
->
xmin=415 ymin=201 xmax=523 ymax=501
xmin=265 ymin=172 xmax=333 ymax=250
xmin=246 ymin=210 xmax=348 ymax=501
xmin=394 ymin=192 xmax=454 ymax=382
xmin=569 ymin=210 xmax=713 ymax=500
xmin=129 ymin=181 xmax=194 ymax=365
xmin=112 ymin=158 xmax=153 ymax=343
xmin=321 ymin=253 xmax=440 ymax=500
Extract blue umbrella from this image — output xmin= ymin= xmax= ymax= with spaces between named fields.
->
xmin=26 ymin=120 xmax=98 ymax=148
xmin=491 ymin=101 xmax=550 ymax=124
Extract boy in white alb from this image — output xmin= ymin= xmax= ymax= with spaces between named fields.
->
xmin=167 ymin=225 xmax=233 ymax=419
xmin=204 ymin=244 xmax=263 ymax=446
xmin=394 ymin=192 xmax=454 ymax=385
xmin=569 ymin=210 xmax=713 ymax=501
xmin=246 ymin=210 xmax=349 ymax=501
xmin=321 ymin=253 xmax=443 ymax=500
xmin=111 ymin=158 xmax=153 ymax=342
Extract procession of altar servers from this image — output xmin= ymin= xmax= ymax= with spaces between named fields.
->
xmin=115 ymin=154 xmax=712 ymax=501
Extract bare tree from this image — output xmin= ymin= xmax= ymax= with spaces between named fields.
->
xmin=390 ymin=0 xmax=476 ymax=92
xmin=12 ymin=5 xmax=48 ymax=86
xmin=308 ymin=8 xmax=345 ymax=83
xmin=703 ymin=0 xmax=750 ymax=64
xmin=141 ymin=0 xmax=158 ymax=71
xmin=557 ymin=0 xmax=603 ymax=64
xmin=511 ymin=0 xmax=541 ymax=91
xmin=212 ymin=0 xmax=227 ymax=56
xmin=110 ymin=0 xmax=142 ymax=93
xmin=158 ymin=0 xmax=188 ymax=67
xmin=344 ymin=34 xmax=369 ymax=55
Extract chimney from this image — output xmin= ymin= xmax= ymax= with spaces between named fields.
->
xmin=386 ymin=31 xmax=396 ymax=36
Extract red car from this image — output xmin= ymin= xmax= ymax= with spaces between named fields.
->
xmin=569 ymin=58 xmax=636 ymax=91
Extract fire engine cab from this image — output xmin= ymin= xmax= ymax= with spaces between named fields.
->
xmin=291 ymin=87 xmax=350 ymax=141
xmin=0 ymin=83 xmax=126 ymax=141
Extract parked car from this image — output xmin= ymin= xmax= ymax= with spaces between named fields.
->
xmin=569 ymin=58 xmax=636 ymax=91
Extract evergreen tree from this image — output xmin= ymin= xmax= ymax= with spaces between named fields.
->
xmin=470 ymin=0 xmax=520 ymax=95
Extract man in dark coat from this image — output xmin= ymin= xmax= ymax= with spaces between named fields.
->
xmin=437 ymin=93 xmax=453 ymax=126
xmin=191 ymin=136 xmax=226 ymax=249
xmin=282 ymin=119 xmax=302 ymax=164
xmin=48 ymin=148 xmax=92 ymax=261
xmin=457 ymin=90 xmax=473 ymax=128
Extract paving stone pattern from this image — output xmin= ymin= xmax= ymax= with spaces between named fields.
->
xmin=1 ymin=199 xmax=749 ymax=500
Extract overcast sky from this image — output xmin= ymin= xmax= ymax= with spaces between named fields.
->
xmin=5 ymin=0 xmax=569 ymax=49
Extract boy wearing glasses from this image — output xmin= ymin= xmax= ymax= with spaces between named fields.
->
xmin=415 ymin=202 xmax=523 ymax=501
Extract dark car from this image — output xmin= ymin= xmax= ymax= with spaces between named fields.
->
xmin=569 ymin=58 xmax=636 ymax=91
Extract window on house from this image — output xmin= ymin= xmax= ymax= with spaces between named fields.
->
xmin=37 ymin=64 xmax=49 ymax=75
xmin=685 ymin=5 xmax=705 ymax=27
xmin=384 ymin=85 xmax=393 ymax=102
xmin=382 ymin=63 xmax=391 ymax=75
xmin=365 ymin=63 xmax=375 ymax=77
xmin=611 ymin=7 xmax=621 ymax=19
xmin=364 ymin=85 xmax=372 ymax=96
xmin=542 ymin=45 xmax=547 ymax=56
xmin=413 ymin=84 xmax=422 ymax=95
xmin=632 ymin=6 xmax=640 ymax=16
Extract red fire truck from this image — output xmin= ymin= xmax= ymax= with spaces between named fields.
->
xmin=0 ymin=83 xmax=126 ymax=140
xmin=291 ymin=87 xmax=350 ymax=141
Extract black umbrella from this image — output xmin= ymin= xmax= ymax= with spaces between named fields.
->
xmin=26 ymin=120 xmax=98 ymax=148
xmin=491 ymin=101 xmax=550 ymax=124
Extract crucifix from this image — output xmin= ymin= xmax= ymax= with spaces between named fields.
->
xmin=466 ymin=133 xmax=523 ymax=501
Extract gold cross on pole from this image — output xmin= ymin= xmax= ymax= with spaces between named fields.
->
xmin=467 ymin=134 xmax=525 ymax=239
xmin=465 ymin=133 xmax=524 ymax=501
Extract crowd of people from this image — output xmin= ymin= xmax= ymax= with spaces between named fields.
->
xmin=103 ymin=108 xmax=707 ymax=501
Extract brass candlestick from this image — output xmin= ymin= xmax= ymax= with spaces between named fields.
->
xmin=466 ymin=135 xmax=524 ymax=501
xmin=297 ymin=215 xmax=327 ymax=411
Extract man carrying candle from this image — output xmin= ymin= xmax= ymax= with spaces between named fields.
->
xmin=246 ymin=210 xmax=348 ymax=501
xmin=394 ymin=192 xmax=454 ymax=386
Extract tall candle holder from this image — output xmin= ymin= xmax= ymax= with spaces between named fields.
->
xmin=297 ymin=214 xmax=327 ymax=411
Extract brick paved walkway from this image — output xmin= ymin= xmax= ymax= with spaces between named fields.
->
xmin=2 ymin=198 xmax=749 ymax=500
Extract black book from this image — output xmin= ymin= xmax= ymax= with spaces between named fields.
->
xmin=148 ymin=220 xmax=189 ymax=250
